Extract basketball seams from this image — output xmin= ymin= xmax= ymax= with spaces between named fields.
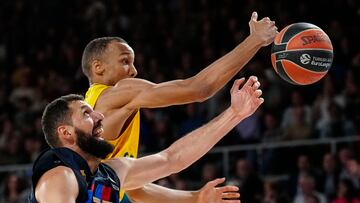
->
xmin=272 ymin=48 xmax=333 ymax=55
xmin=281 ymin=23 xmax=320 ymax=43
xmin=275 ymin=25 xmax=291 ymax=45
xmin=280 ymin=60 xmax=306 ymax=85
xmin=276 ymin=61 xmax=296 ymax=84
xmin=281 ymin=60 xmax=327 ymax=85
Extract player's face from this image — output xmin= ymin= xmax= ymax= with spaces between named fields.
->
xmin=70 ymin=101 xmax=114 ymax=158
xmin=70 ymin=101 xmax=105 ymax=137
xmin=102 ymin=41 xmax=137 ymax=85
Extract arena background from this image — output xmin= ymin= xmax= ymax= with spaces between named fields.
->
xmin=0 ymin=0 xmax=359 ymax=202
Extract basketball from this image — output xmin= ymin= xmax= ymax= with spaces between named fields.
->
xmin=271 ymin=22 xmax=333 ymax=85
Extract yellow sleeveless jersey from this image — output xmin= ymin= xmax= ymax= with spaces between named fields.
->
xmin=85 ymin=83 xmax=140 ymax=201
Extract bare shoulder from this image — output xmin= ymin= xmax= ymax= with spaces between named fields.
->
xmin=104 ymin=158 xmax=132 ymax=186
xmin=113 ymin=78 xmax=155 ymax=91
xmin=35 ymin=166 xmax=78 ymax=201
xmin=96 ymin=78 xmax=155 ymax=110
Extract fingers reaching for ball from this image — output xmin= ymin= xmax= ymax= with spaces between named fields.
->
xmin=249 ymin=11 xmax=278 ymax=47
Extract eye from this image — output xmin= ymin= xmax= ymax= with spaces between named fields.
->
xmin=83 ymin=111 xmax=90 ymax=117
xmin=122 ymin=58 xmax=129 ymax=65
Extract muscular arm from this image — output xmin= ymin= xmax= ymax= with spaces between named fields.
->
xmin=98 ymin=36 xmax=258 ymax=109
xmin=35 ymin=166 xmax=78 ymax=203
xmin=106 ymin=77 xmax=263 ymax=191
xmin=107 ymin=107 xmax=240 ymax=190
xmin=96 ymin=13 xmax=276 ymax=139
xmin=126 ymin=179 xmax=240 ymax=203
xmin=126 ymin=183 xmax=197 ymax=203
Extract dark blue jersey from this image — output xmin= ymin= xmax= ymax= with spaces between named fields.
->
xmin=28 ymin=148 xmax=121 ymax=203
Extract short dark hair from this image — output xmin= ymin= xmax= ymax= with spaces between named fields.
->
xmin=41 ymin=94 xmax=84 ymax=148
xmin=81 ymin=37 xmax=127 ymax=79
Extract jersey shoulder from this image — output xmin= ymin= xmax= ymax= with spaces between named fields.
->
xmin=85 ymin=83 xmax=111 ymax=108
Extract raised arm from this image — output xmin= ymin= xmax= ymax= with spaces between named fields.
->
xmin=98 ymin=12 xmax=276 ymax=111
xmin=126 ymin=179 xmax=240 ymax=203
xmin=106 ymin=76 xmax=263 ymax=190
xmin=34 ymin=166 xmax=78 ymax=203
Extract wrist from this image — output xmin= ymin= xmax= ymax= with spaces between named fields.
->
xmin=247 ymin=34 xmax=265 ymax=47
xmin=225 ymin=107 xmax=246 ymax=125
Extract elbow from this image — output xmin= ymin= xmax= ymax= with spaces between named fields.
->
xmin=191 ymin=80 xmax=215 ymax=102
xmin=195 ymin=87 xmax=213 ymax=102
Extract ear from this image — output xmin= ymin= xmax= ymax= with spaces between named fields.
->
xmin=57 ymin=125 xmax=76 ymax=145
xmin=92 ymin=59 xmax=105 ymax=76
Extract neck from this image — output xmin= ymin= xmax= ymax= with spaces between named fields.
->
xmin=72 ymin=147 xmax=101 ymax=173
xmin=90 ymin=77 xmax=113 ymax=86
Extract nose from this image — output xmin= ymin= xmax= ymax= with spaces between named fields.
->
xmin=129 ymin=65 xmax=137 ymax=78
xmin=92 ymin=111 xmax=105 ymax=123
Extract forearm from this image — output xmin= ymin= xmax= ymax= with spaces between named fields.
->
xmin=164 ymin=107 xmax=242 ymax=173
xmin=126 ymin=183 xmax=198 ymax=203
xmin=189 ymin=35 xmax=262 ymax=99
xmin=114 ymin=108 xmax=243 ymax=190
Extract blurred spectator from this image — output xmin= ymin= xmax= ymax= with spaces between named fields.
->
xmin=23 ymin=136 xmax=42 ymax=163
xmin=289 ymin=155 xmax=319 ymax=197
xmin=305 ymin=194 xmax=320 ymax=203
xmin=345 ymin=157 xmax=360 ymax=189
xmin=318 ymin=101 xmax=355 ymax=138
xmin=235 ymin=111 xmax=261 ymax=143
xmin=230 ymin=159 xmax=263 ymax=203
xmin=200 ymin=162 xmax=219 ymax=185
xmin=317 ymin=153 xmax=340 ymax=200
xmin=261 ymin=112 xmax=283 ymax=174
xmin=293 ymin=174 xmax=327 ymax=203
xmin=262 ymin=180 xmax=289 ymax=203
xmin=281 ymin=90 xmax=312 ymax=130
xmin=178 ymin=103 xmax=205 ymax=137
xmin=331 ymin=179 xmax=360 ymax=203
xmin=263 ymin=112 xmax=283 ymax=142
xmin=313 ymin=76 xmax=344 ymax=138
xmin=341 ymin=70 xmax=360 ymax=134
xmin=338 ymin=148 xmax=354 ymax=182
xmin=0 ymin=136 xmax=24 ymax=165
xmin=0 ymin=120 xmax=16 ymax=150
xmin=283 ymin=106 xmax=313 ymax=140
xmin=0 ymin=173 xmax=28 ymax=203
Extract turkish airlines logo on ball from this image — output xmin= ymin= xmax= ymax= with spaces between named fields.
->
xmin=300 ymin=54 xmax=311 ymax=64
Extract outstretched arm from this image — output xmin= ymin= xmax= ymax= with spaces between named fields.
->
xmin=97 ymin=12 xmax=275 ymax=139
xmin=126 ymin=179 xmax=240 ymax=203
xmin=98 ymin=12 xmax=276 ymax=110
xmin=106 ymin=76 xmax=263 ymax=190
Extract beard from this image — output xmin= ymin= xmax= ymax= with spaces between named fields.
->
xmin=75 ymin=127 xmax=114 ymax=159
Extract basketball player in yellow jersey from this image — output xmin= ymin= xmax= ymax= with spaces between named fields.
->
xmin=83 ymin=12 xmax=277 ymax=202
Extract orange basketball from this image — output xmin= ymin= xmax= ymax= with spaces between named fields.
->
xmin=271 ymin=23 xmax=333 ymax=85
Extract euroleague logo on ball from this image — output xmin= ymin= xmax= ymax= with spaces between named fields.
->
xmin=300 ymin=54 xmax=311 ymax=64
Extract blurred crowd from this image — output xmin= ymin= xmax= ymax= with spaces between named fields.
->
xmin=0 ymin=0 xmax=359 ymax=202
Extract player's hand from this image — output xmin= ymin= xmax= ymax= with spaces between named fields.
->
xmin=196 ymin=178 xmax=240 ymax=203
xmin=249 ymin=11 xmax=278 ymax=47
xmin=230 ymin=76 xmax=264 ymax=119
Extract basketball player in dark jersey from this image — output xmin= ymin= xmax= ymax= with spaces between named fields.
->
xmin=29 ymin=77 xmax=263 ymax=203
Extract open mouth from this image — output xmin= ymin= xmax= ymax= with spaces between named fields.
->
xmin=92 ymin=122 xmax=104 ymax=137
